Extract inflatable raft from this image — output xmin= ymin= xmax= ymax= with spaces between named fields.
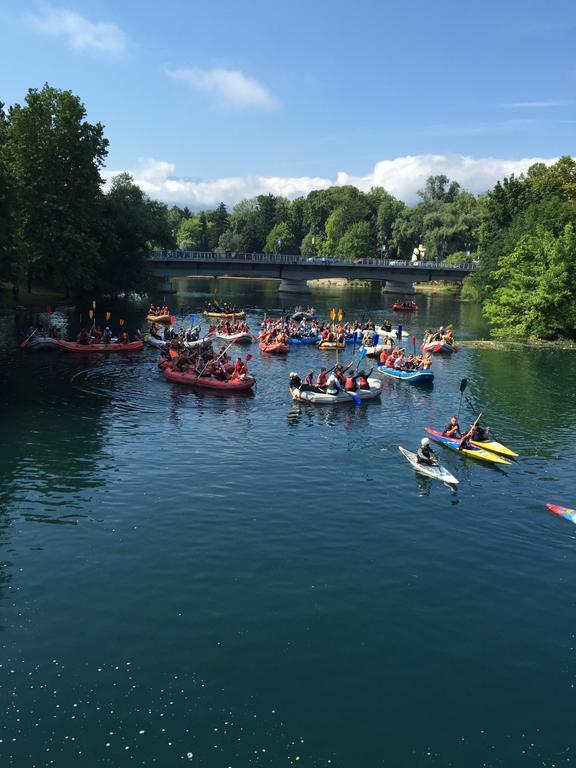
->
xmin=290 ymin=377 xmax=382 ymax=404
xmin=317 ymin=340 xmax=345 ymax=350
xmin=421 ymin=341 xmax=458 ymax=354
xmin=146 ymin=313 xmax=171 ymax=323
xmin=259 ymin=341 xmax=289 ymax=354
xmin=214 ymin=331 xmax=252 ymax=344
xmin=20 ymin=335 xmax=59 ymax=350
xmin=377 ymin=366 xmax=434 ymax=383
xmin=393 ymin=301 xmax=418 ymax=312
xmin=288 ymin=335 xmax=321 ymax=345
xmin=203 ymin=310 xmax=245 ymax=319
xmin=164 ymin=368 xmax=255 ymax=391
xmin=57 ymin=339 xmax=144 ymax=352
xmin=144 ymin=334 xmax=167 ymax=349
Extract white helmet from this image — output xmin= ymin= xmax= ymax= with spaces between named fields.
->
xmin=421 ymin=437 xmax=430 ymax=447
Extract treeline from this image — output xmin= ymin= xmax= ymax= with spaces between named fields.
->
xmin=468 ymin=156 xmax=576 ymax=338
xmin=0 ymin=84 xmax=173 ymax=297
xmin=170 ymin=175 xmax=481 ymax=263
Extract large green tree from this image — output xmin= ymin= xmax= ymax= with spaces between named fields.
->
xmin=6 ymin=84 xmax=108 ymax=293
xmin=483 ymin=224 xmax=576 ymax=339
xmin=264 ymin=222 xmax=296 ymax=254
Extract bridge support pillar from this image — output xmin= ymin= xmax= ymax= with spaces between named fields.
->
xmin=157 ymin=275 xmax=177 ymax=294
xmin=278 ymin=278 xmax=311 ymax=294
xmin=382 ymin=280 xmax=415 ymax=295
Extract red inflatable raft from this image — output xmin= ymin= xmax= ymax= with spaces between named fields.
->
xmin=259 ymin=341 xmax=289 ymax=354
xmin=58 ymin=339 xmax=144 ymax=352
xmin=163 ymin=367 xmax=255 ymax=391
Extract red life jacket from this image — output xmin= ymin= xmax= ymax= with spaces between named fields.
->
xmin=345 ymin=376 xmax=356 ymax=391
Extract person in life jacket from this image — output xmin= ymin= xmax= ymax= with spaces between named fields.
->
xmin=233 ymin=357 xmax=248 ymax=378
xmin=316 ymin=368 xmax=328 ymax=389
xmin=344 ymin=372 xmax=358 ymax=392
xmin=357 ymin=369 xmax=372 ymax=390
xmin=417 ymin=437 xmax=438 ymax=466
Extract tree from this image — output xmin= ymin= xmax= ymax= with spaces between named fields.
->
xmin=0 ymin=101 xmax=15 ymax=282
xmin=207 ymin=202 xmax=229 ymax=249
xmin=418 ymin=175 xmax=461 ymax=203
xmin=98 ymin=173 xmax=172 ymax=295
xmin=483 ymin=224 xmax=576 ymax=339
xmin=6 ymin=84 xmax=108 ymax=293
xmin=264 ymin=222 xmax=296 ymax=254
xmin=337 ymin=221 xmax=374 ymax=261
xmin=177 ymin=216 xmax=202 ymax=250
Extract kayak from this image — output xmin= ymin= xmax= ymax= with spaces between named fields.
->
xmin=203 ymin=310 xmax=245 ymax=318
xmin=288 ymin=335 xmax=321 ymax=345
xmin=20 ymin=335 xmax=59 ymax=350
xmin=470 ymin=439 xmax=518 ymax=458
xmin=146 ymin=313 xmax=171 ymax=323
xmin=377 ymin=366 xmax=434 ymax=383
xmin=57 ymin=339 xmax=144 ymax=352
xmin=421 ymin=341 xmax=458 ymax=354
xmin=424 ymin=428 xmax=512 ymax=465
xmin=398 ymin=446 xmax=459 ymax=485
xmin=259 ymin=341 xmax=289 ymax=354
xmin=317 ymin=340 xmax=345 ymax=350
xmin=290 ymin=377 xmax=382 ymax=404
xmin=164 ymin=367 xmax=255 ymax=391
xmin=144 ymin=334 xmax=167 ymax=349
xmin=214 ymin=331 xmax=252 ymax=343
xmin=546 ymin=503 xmax=576 ymax=524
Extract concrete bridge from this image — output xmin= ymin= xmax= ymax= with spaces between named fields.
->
xmin=148 ymin=250 xmax=475 ymax=294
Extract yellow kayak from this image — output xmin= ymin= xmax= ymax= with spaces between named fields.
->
xmin=471 ymin=439 xmax=518 ymax=458
xmin=147 ymin=314 xmax=171 ymax=323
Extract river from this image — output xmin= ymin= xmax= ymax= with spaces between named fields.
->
xmin=1 ymin=279 xmax=575 ymax=767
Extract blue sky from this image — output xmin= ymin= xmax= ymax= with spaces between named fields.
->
xmin=1 ymin=0 xmax=574 ymax=207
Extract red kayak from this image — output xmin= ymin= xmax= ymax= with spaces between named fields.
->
xmin=546 ymin=503 xmax=576 ymax=524
xmin=259 ymin=341 xmax=289 ymax=354
xmin=58 ymin=339 xmax=144 ymax=352
xmin=163 ymin=367 xmax=255 ymax=391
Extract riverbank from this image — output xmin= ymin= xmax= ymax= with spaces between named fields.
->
xmin=461 ymin=338 xmax=576 ymax=350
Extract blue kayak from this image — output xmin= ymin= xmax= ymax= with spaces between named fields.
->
xmin=377 ymin=365 xmax=434 ymax=383
xmin=288 ymin=335 xmax=321 ymax=345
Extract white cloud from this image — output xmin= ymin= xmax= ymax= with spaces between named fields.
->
xmin=27 ymin=5 xmax=128 ymax=55
xmin=166 ymin=67 xmax=278 ymax=110
xmin=103 ymin=154 xmax=559 ymax=209
xmin=497 ymin=100 xmax=574 ymax=108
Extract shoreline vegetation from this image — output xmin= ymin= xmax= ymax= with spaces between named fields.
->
xmin=1 ymin=83 xmax=575 ymax=340
xmin=461 ymin=339 xmax=576 ymax=350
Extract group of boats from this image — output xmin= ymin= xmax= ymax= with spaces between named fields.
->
xmin=18 ymin=300 xmax=573 ymax=522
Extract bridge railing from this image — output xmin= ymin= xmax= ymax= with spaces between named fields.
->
xmin=148 ymin=250 xmax=475 ymax=271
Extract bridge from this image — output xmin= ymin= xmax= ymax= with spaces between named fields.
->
xmin=148 ymin=250 xmax=475 ymax=295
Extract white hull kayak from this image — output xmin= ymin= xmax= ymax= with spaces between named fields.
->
xmin=290 ymin=377 xmax=382 ymax=404
xmin=214 ymin=332 xmax=252 ymax=344
xmin=398 ymin=446 xmax=459 ymax=485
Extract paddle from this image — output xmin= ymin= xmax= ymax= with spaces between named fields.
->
xmin=457 ymin=377 xmax=468 ymax=419
xmin=105 ymin=311 xmax=111 ymax=322
xmin=197 ymin=337 xmax=238 ymax=378
xmin=119 ymin=319 xmax=125 ymax=327
xmin=458 ymin=412 xmax=482 ymax=451
xmin=170 ymin=315 xmax=176 ymax=326
xmin=412 ymin=335 xmax=416 ymax=354
xmin=22 ymin=328 xmax=38 ymax=347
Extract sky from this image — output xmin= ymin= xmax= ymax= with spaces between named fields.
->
xmin=1 ymin=0 xmax=575 ymax=208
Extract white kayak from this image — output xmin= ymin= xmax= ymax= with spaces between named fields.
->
xmin=398 ymin=446 xmax=459 ymax=485
xmin=290 ymin=377 xmax=382 ymax=404
xmin=214 ymin=332 xmax=252 ymax=344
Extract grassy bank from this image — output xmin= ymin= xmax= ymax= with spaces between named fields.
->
xmin=461 ymin=339 xmax=576 ymax=351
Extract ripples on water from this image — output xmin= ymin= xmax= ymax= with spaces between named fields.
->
xmin=1 ymin=286 xmax=576 ymax=767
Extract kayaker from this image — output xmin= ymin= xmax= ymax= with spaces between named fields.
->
xmin=467 ymin=422 xmax=490 ymax=442
xmin=416 ymin=437 xmax=438 ymax=466
xmin=289 ymin=372 xmax=302 ymax=390
xmin=442 ymin=416 xmax=461 ymax=438
xmin=233 ymin=357 xmax=248 ymax=378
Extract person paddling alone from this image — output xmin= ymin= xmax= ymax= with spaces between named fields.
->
xmin=416 ymin=437 xmax=438 ymax=466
